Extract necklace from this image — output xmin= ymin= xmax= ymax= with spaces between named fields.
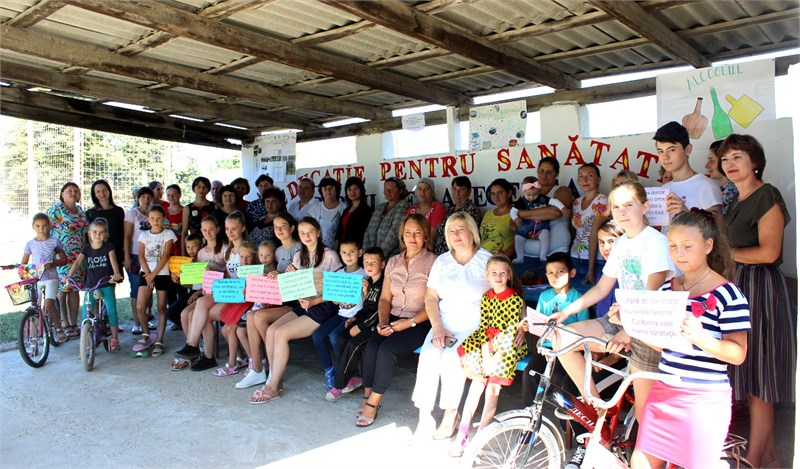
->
xmin=681 ymin=268 xmax=711 ymax=292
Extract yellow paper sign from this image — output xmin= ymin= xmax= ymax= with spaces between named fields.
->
xmin=168 ymin=256 xmax=193 ymax=275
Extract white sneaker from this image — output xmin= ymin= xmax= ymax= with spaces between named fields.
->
xmin=235 ymin=369 xmax=266 ymax=389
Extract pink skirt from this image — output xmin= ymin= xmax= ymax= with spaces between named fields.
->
xmin=636 ymin=381 xmax=731 ymax=469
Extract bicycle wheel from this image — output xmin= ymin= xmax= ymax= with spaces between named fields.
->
xmin=80 ymin=322 xmax=96 ymax=371
xmin=17 ymin=309 xmax=50 ymax=368
xmin=462 ymin=417 xmax=564 ymax=469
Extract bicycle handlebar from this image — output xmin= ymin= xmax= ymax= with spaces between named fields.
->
xmin=64 ymin=276 xmax=119 ymax=292
xmin=534 ymin=320 xmax=609 ymax=358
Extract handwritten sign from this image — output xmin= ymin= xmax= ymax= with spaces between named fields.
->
xmin=237 ymin=264 xmax=265 ymax=278
xmin=525 ymin=307 xmax=551 ymax=337
xmin=213 ymin=278 xmax=246 ymax=303
xmin=615 ymin=289 xmax=693 ymax=353
xmin=322 ymin=271 xmax=363 ymax=304
xmin=168 ymin=256 xmax=193 ymax=275
xmin=245 ymin=276 xmax=283 ymax=305
xmin=645 ymin=187 xmax=669 ymax=226
xmin=181 ymin=262 xmax=209 ymax=284
xmin=202 ymin=270 xmax=224 ymax=295
xmin=277 ymin=269 xmax=317 ymax=302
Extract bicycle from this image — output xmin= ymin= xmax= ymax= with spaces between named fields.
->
xmin=462 ymin=321 xmax=753 ymax=469
xmin=65 ymin=277 xmax=117 ymax=371
xmin=3 ymin=264 xmax=62 ymax=368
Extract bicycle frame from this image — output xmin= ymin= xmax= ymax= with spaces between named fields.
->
xmin=67 ymin=277 xmax=112 ymax=347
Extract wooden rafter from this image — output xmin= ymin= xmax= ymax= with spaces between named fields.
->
xmin=62 ymin=0 xmax=472 ymax=107
xmin=588 ymin=0 xmax=711 ymax=68
xmin=4 ymin=0 xmax=65 ymax=28
xmin=321 ymin=0 xmax=579 ymax=90
xmin=0 ymin=25 xmax=389 ymax=120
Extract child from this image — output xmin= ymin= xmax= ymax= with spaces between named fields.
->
xmin=312 ymin=239 xmax=366 ymax=392
xmin=136 ymin=204 xmax=176 ymax=356
xmin=166 ymin=233 xmax=203 ymax=335
xmin=450 ymin=255 xmax=529 ymax=457
xmin=326 ymin=246 xmax=386 ymax=401
xmin=22 ymin=214 xmax=67 ymax=343
xmin=511 ymin=176 xmax=551 ymax=263
xmin=570 ymin=163 xmax=608 ymax=281
xmin=632 ymin=210 xmax=749 ymax=469
xmin=63 ymin=218 xmax=123 ymax=350
xmin=552 ymin=181 xmax=675 ymax=422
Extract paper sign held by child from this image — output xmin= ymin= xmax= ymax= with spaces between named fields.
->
xmin=615 ymin=289 xmax=693 ymax=353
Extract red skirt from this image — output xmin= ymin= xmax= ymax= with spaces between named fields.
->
xmin=220 ymin=302 xmax=253 ymax=325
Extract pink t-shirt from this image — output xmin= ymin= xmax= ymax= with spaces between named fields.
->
xmin=406 ymin=202 xmax=447 ymax=233
xmin=384 ymin=249 xmax=437 ymax=318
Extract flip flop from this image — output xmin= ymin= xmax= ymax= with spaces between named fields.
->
xmin=249 ymin=387 xmax=280 ymax=405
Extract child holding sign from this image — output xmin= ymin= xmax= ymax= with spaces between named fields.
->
xmin=632 ymin=210 xmax=749 ymax=469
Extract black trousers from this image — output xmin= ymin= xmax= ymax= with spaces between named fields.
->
xmin=166 ymin=289 xmax=196 ymax=327
xmin=333 ymin=327 xmax=373 ymax=390
xmin=361 ymin=319 xmax=431 ymax=395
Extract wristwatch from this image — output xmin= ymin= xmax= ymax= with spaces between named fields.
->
xmin=409 ymin=318 xmax=417 ymax=328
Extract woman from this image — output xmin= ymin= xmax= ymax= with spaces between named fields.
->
xmin=231 ymin=177 xmax=251 ymax=213
xmin=363 ymin=177 xmax=410 ymax=258
xmin=214 ymin=185 xmax=254 ymax=232
xmin=124 ymin=186 xmax=155 ymax=335
xmin=149 ymin=180 xmax=170 ymax=210
xmin=720 ymin=134 xmax=796 ymax=468
xmin=706 ymin=140 xmax=738 ymax=215
xmin=336 ymin=176 xmax=373 ymax=248
xmin=356 ymin=214 xmax=437 ymax=427
xmin=165 ymin=184 xmax=184 ymax=256
xmin=86 ymin=180 xmax=125 ymax=279
xmin=246 ymin=174 xmax=274 ymax=224
xmin=518 ymin=157 xmax=575 ymax=257
xmin=182 ymin=176 xmax=215 ymax=255
xmin=570 ymin=163 xmax=608 ymax=280
xmin=250 ymin=188 xmax=286 ymax=246
xmin=46 ymin=182 xmax=89 ymax=338
xmin=479 ymin=178 xmax=515 ymax=258
xmin=406 ymin=178 xmax=446 ymax=250
xmin=434 ymin=176 xmax=482 ymax=255
xmin=412 ymin=212 xmax=492 ymax=441
xmin=307 ymin=177 xmax=346 ymax=249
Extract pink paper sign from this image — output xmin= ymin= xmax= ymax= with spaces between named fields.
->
xmin=202 ymin=270 xmax=225 ymax=295
xmin=245 ymin=276 xmax=283 ymax=305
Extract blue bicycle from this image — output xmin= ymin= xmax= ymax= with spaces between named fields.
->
xmin=66 ymin=277 xmax=117 ymax=371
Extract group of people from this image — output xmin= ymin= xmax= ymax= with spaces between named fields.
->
xmin=20 ymin=124 xmax=794 ymax=468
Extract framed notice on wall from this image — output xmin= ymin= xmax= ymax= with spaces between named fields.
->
xmin=254 ymin=133 xmax=296 ymax=183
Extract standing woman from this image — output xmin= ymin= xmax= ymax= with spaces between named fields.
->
xmin=363 ymin=177 xmax=410 ymax=258
xmin=124 ymin=187 xmax=155 ymax=335
xmin=247 ymin=175 xmax=274 ymax=224
xmin=231 ymin=177 xmax=252 ymax=213
xmin=307 ymin=177 xmax=346 ymax=249
xmin=86 ymin=180 xmax=125 ymax=279
xmin=214 ymin=185 xmax=254 ymax=232
xmin=47 ymin=182 xmax=89 ymax=337
xmin=570 ymin=163 xmax=608 ymax=281
xmin=336 ymin=177 xmax=373 ymax=248
xmin=412 ymin=212 xmax=492 ymax=441
xmin=719 ymin=134 xmax=796 ymax=468
xmin=479 ymin=178 xmax=515 ymax=258
xmin=181 ymin=176 xmax=215 ymax=255
xmin=250 ymin=188 xmax=286 ymax=246
xmin=165 ymin=184 xmax=184 ymax=256
xmin=406 ymin=178 xmax=446 ymax=250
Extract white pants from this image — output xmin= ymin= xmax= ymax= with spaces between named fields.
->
xmin=411 ymin=328 xmax=472 ymax=411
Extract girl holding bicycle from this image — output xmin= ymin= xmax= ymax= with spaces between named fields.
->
xmin=64 ymin=218 xmax=123 ymax=351
xmin=629 ymin=210 xmax=749 ymax=469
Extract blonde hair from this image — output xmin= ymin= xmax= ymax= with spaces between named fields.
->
xmin=444 ymin=212 xmax=481 ymax=254
xmin=612 ymin=170 xmax=639 ymax=186
xmin=607 ymin=181 xmax=648 ymax=220
xmin=238 ymin=241 xmax=258 ymax=264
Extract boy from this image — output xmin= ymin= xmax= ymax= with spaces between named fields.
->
xmin=654 ymin=122 xmax=722 ymax=222
xmin=326 ymin=246 xmax=386 ymax=401
xmin=166 ymin=233 xmax=203 ymax=334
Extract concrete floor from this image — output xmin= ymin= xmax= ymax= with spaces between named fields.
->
xmin=0 ymin=323 xmax=795 ymax=468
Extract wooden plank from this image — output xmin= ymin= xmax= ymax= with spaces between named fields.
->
xmin=0 ymin=60 xmax=320 ymax=130
xmin=321 ymin=0 xmax=579 ymax=89
xmin=0 ymin=25 xmax=390 ymax=119
xmin=589 ymin=0 xmax=711 ymax=68
xmin=5 ymin=0 xmax=65 ymax=28
xmin=200 ymin=0 xmax=276 ymax=20
xmin=62 ymin=0 xmax=473 ymax=106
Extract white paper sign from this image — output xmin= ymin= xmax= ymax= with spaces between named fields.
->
xmin=402 ymin=113 xmax=425 ymax=131
xmin=469 ymin=100 xmax=527 ymax=152
xmin=615 ymin=289 xmax=693 ymax=353
xmin=644 ymin=187 xmax=669 ymax=226
xmin=525 ymin=307 xmax=550 ymax=337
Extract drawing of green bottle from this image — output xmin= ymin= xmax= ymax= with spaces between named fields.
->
xmin=710 ymin=87 xmax=733 ymax=139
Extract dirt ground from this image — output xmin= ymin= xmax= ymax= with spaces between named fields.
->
xmin=1 ymin=323 xmax=795 ymax=469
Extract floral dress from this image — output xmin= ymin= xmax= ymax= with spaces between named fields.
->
xmin=570 ymin=193 xmax=608 ymax=260
xmin=46 ymin=202 xmax=88 ymax=292
xmin=186 ymin=202 xmax=215 ymax=237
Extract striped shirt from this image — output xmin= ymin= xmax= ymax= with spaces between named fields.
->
xmin=657 ymin=281 xmax=751 ymax=388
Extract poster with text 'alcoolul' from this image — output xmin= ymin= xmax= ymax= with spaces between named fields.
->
xmin=253 ymin=133 xmax=296 ymax=183
xmin=656 ymin=59 xmax=775 ymax=141
xmin=469 ymin=100 xmax=527 ymax=152
xmin=615 ymin=289 xmax=693 ymax=354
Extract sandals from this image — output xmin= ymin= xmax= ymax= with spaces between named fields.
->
xmin=109 ymin=338 xmax=121 ymax=352
xmin=54 ymin=328 xmax=68 ymax=344
xmin=152 ymin=342 xmax=164 ymax=357
xmin=355 ymin=395 xmax=369 ymax=416
xmin=213 ymin=363 xmax=239 ymax=377
xmin=249 ymin=386 xmax=281 ymax=404
xmin=171 ymin=358 xmax=192 ymax=370
xmin=355 ymin=402 xmax=380 ymax=427
xmin=64 ymin=325 xmax=79 ymax=338
xmin=433 ymin=412 xmax=461 ymax=440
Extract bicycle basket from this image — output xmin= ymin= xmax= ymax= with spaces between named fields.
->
xmin=5 ymin=279 xmax=37 ymax=306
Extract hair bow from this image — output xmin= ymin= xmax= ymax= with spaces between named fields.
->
xmin=690 ymin=294 xmax=717 ymax=318
xmin=522 ymin=182 xmax=541 ymax=191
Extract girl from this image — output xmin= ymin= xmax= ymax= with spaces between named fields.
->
xmin=480 ymin=178 xmax=515 ymax=258
xmin=450 ymin=255 xmax=528 ymax=457
xmin=165 ymin=184 xmax=184 ymax=256
xmin=552 ymin=181 xmax=675 ymax=420
xmin=64 ymin=219 xmax=123 ymax=350
xmin=249 ymin=217 xmax=343 ymax=403
xmin=237 ymin=212 xmax=301 ymax=389
xmin=570 ymin=163 xmax=608 ymax=280
xmin=136 ymin=204 xmax=176 ymax=355
xmin=175 ymin=212 xmax=248 ymax=370
xmin=124 ymin=186 xmax=155 ymax=335
xmin=181 ymin=176 xmax=215 ymax=256
xmin=632 ymin=210 xmax=749 ymax=469
xmin=22 ymin=214 xmax=67 ymax=343
xmin=307 ymin=177 xmax=345 ymax=249
xmin=336 ymin=177 xmax=373 ymax=249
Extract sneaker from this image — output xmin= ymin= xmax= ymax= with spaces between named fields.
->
xmin=235 ymin=369 xmax=266 ymax=389
xmin=147 ymin=320 xmax=158 ymax=329
xmin=342 ymin=377 xmax=363 ymax=394
xmin=109 ymin=338 xmax=121 ymax=352
xmin=169 ymin=323 xmax=181 ymax=332
xmin=565 ymin=446 xmax=586 ymax=469
xmin=174 ymin=344 xmax=201 ymax=359
xmin=190 ymin=355 xmax=217 ymax=371
xmin=132 ymin=325 xmax=143 ymax=335
xmin=324 ymin=366 xmax=336 ymax=391
xmin=325 ymin=388 xmax=342 ymax=402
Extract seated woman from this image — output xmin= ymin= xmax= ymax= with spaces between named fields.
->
xmin=412 ymin=212 xmax=492 ymax=442
xmin=249 ymin=188 xmax=286 ymax=246
xmin=406 ymin=178 xmax=446 ymax=250
xmin=517 ymin=157 xmax=574 ymax=259
xmin=355 ymin=213 xmax=438 ymax=427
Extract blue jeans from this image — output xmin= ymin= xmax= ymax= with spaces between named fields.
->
xmin=312 ymin=314 xmax=347 ymax=370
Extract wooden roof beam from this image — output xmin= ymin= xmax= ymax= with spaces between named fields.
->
xmin=588 ymin=0 xmax=711 ymax=68
xmin=4 ymin=0 xmax=65 ymax=28
xmin=63 ymin=0 xmax=472 ymax=107
xmin=320 ymin=0 xmax=579 ymax=90
xmin=0 ymin=25 xmax=389 ymax=120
